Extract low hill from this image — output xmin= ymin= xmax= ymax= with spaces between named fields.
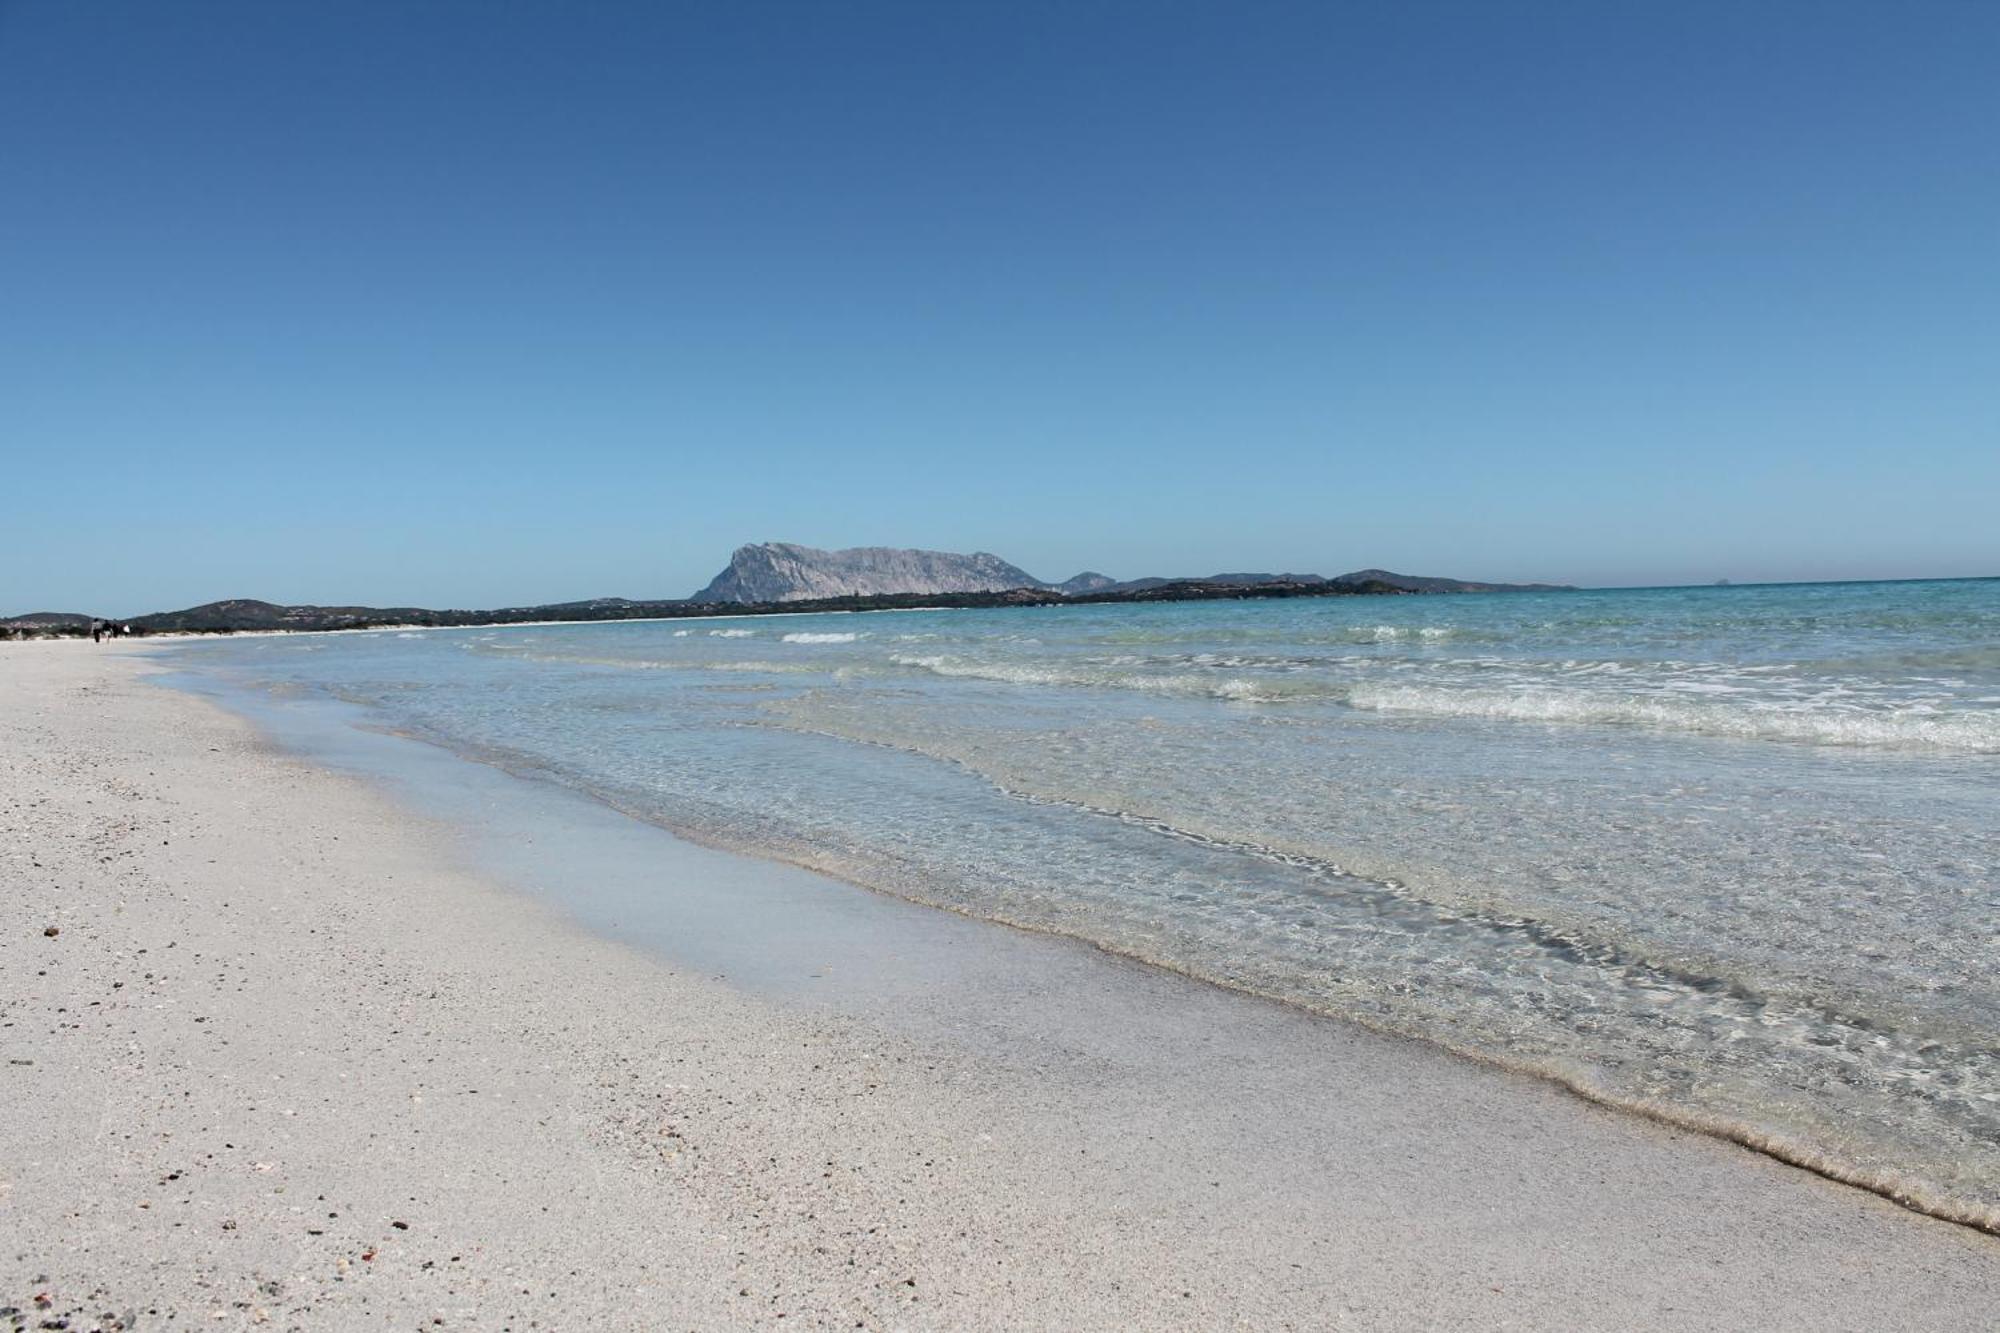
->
xmin=1 ymin=611 xmax=94 ymax=629
xmin=1330 ymin=568 xmax=1574 ymax=593
xmin=0 ymin=611 xmax=96 ymax=638
xmin=130 ymin=599 xmax=444 ymax=634
xmin=125 ymin=598 xmax=699 ymax=634
xmin=1094 ymin=569 xmax=1568 ymax=595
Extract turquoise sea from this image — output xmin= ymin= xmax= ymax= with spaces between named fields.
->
xmin=171 ymin=578 xmax=2000 ymax=1228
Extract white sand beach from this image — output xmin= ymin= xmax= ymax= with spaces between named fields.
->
xmin=4 ymin=641 xmax=1997 ymax=1330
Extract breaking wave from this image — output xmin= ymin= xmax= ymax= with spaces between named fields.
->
xmin=887 ymin=654 xmax=2000 ymax=750
xmin=1344 ymin=683 xmax=2000 ymax=751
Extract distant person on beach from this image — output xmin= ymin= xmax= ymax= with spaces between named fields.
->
xmin=90 ymin=620 xmax=102 ymax=643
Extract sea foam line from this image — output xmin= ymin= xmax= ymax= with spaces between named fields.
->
xmin=885 ymin=654 xmax=2000 ymax=750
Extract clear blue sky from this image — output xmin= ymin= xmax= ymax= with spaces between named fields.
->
xmin=3 ymin=1 xmax=1995 ymax=614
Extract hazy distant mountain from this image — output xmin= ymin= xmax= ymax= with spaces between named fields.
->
xmin=0 ymin=611 xmax=94 ymax=636
xmin=0 ymin=611 xmax=94 ymax=627
xmin=1329 ymin=569 xmax=1573 ymax=593
xmin=1091 ymin=569 xmax=1568 ymax=595
xmin=694 ymin=542 xmax=1046 ymax=603
xmin=1055 ymin=571 xmax=1118 ymax=594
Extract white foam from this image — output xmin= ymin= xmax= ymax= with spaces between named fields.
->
xmin=1344 ymin=684 xmax=2000 ymax=751
xmin=888 ymin=654 xmax=1330 ymax=704
xmin=708 ymin=628 xmax=755 ymax=638
xmin=782 ymin=631 xmax=862 ymax=644
xmin=1358 ymin=625 xmax=1456 ymax=642
xmin=888 ymin=653 xmax=2000 ymax=748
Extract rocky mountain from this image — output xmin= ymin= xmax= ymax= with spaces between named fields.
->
xmin=693 ymin=543 xmax=1047 ymax=603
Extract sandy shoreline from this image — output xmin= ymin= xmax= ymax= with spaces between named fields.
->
xmin=4 ymin=643 xmax=1997 ymax=1330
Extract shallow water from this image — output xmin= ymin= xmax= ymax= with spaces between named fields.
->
xmin=166 ymin=579 xmax=2000 ymax=1227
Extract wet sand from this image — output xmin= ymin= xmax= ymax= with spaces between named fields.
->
xmin=3 ymin=641 xmax=1997 ymax=1330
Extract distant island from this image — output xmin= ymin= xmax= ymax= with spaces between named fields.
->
xmin=2 ymin=542 xmax=1573 ymax=638
xmin=693 ymin=543 xmax=1570 ymax=603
